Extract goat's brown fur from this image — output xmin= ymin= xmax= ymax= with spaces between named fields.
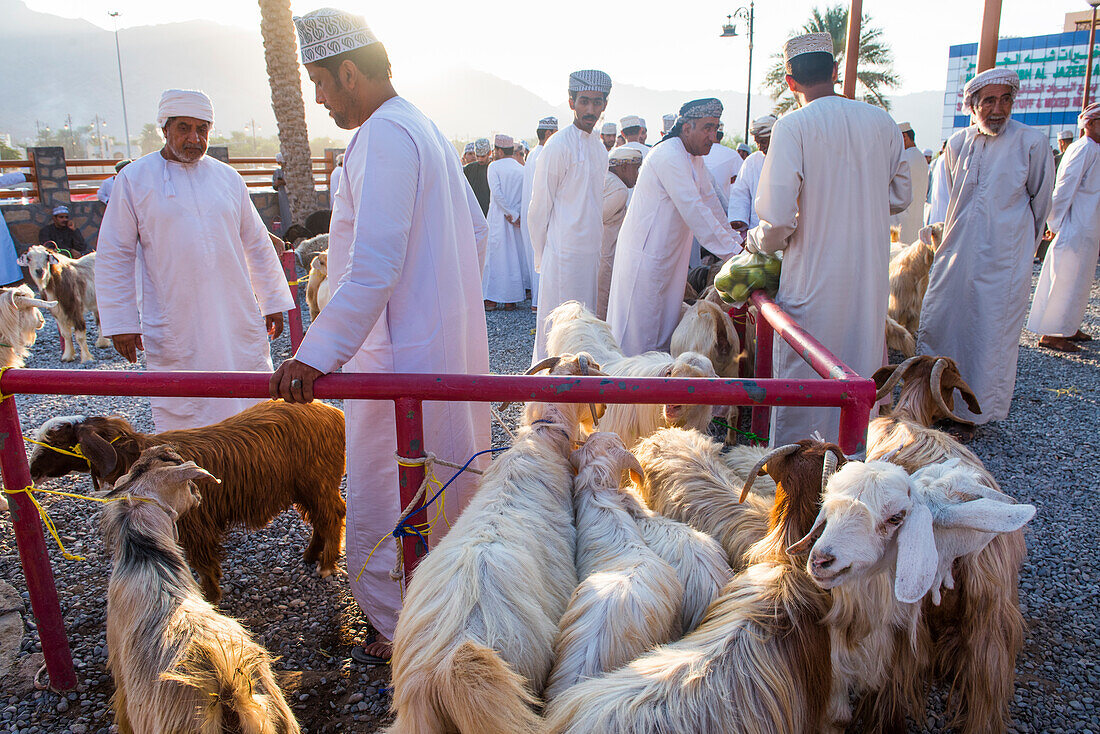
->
xmin=874 ymin=355 xmax=981 ymax=428
xmin=888 ymin=223 xmax=942 ymax=337
xmin=31 ymin=401 xmax=346 ymax=603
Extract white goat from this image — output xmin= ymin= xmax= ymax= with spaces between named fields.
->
xmin=293 ymin=232 xmax=328 ymax=270
xmin=671 ymin=299 xmax=740 ymax=378
xmin=17 ymin=244 xmax=107 ymax=362
xmin=387 ymin=354 xmax=602 ymax=734
xmin=545 ymin=300 xmax=718 ymax=447
xmin=101 ymin=446 xmax=299 ymax=734
xmin=0 ymin=285 xmax=56 ymax=368
xmin=543 ymin=432 xmax=682 ymax=701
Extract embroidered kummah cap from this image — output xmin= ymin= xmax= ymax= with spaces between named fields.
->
xmin=494 ymin=134 xmax=514 ymax=148
xmin=537 ymin=116 xmax=559 ymax=130
xmin=608 ymin=146 xmax=643 ymax=166
xmin=568 ymin=69 xmax=612 ymax=95
xmin=620 ymin=115 xmax=643 ymax=129
xmin=463 ymin=142 xmax=475 ymax=154
xmin=736 ymin=143 xmax=750 ymax=154
xmin=293 ymin=7 xmax=379 ymax=64
xmin=661 ymin=113 xmax=678 ymax=134
xmin=679 ymin=98 xmax=723 ymax=120
xmin=898 ymin=121 xmax=913 ymax=133
xmin=783 ymin=32 xmax=834 ymax=71
xmin=601 ymin=122 xmax=617 ymax=135
xmin=474 ymin=138 xmax=492 ymax=156
xmin=52 ymin=205 xmax=69 ymax=215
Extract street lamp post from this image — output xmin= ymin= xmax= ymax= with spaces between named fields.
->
xmin=721 ymin=2 xmax=755 ymax=145
xmin=108 ymin=11 xmax=133 ymax=159
xmin=1083 ymin=0 xmax=1100 ymax=109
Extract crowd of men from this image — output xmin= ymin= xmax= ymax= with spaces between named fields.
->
xmin=4 ymin=6 xmax=1096 ymax=665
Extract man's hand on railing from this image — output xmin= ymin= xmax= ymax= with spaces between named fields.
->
xmin=270 ymin=358 xmax=324 ymax=403
xmin=111 ymin=334 xmax=143 ymax=363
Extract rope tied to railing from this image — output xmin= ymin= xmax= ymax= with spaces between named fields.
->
xmin=711 ymin=416 xmax=763 ymax=443
xmin=24 ymin=435 xmax=123 ymax=468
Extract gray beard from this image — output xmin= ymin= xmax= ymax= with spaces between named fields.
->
xmin=976 ymin=116 xmax=1009 ymax=137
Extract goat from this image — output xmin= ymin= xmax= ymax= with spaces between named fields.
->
xmin=0 ymin=285 xmax=56 ymax=368
xmin=102 ymin=446 xmax=299 ymax=734
xmin=888 ymin=223 xmax=943 ymax=338
xmin=545 ymin=300 xmax=718 ymax=447
xmin=631 ymin=427 xmax=776 ymax=569
xmin=671 ymin=299 xmax=740 ymax=378
xmin=885 ymin=314 xmax=917 ymax=357
xmin=543 ymin=440 xmax=843 ymax=734
xmin=874 ymin=354 xmax=982 ymax=428
xmin=543 ymin=432 xmax=682 ymax=701
xmin=28 ymin=400 xmax=346 ymax=603
xmin=17 ymin=244 xmax=108 ymax=362
xmin=294 ymin=233 xmax=328 ymax=270
xmin=305 ymin=251 xmax=331 ymax=321
xmin=866 ymin=417 xmax=1027 ymax=734
xmin=386 ymin=354 xmax=603 ymax=734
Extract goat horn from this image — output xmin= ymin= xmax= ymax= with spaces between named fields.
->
xmin=821 ymin=449 xmax=839 ymax=492
xmin=739 ymin=444 xmax=801 ymax=503
xmin=930 ymin=358 xmax=972 ymax=426
xmin=500 ymin=356 xmax=564 ymax=410
xmin=874 ymin=355 xmax=924 ymax=402
xmin=576 ymin=354 xmax=601 ymax=429
xmin=13 ymin=295 xmax=57 ymax=310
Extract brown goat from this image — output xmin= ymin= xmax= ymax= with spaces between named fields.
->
xmin=874 ymin=355 xmax=982 ymax=427
xmin=29 ymin=400 xmax=346 ymax=603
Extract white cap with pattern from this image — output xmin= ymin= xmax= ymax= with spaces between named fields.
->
xmin=293 ymin=8 xmax=379 ymax=65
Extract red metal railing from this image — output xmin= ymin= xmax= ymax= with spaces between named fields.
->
xmin=0 ymin=291 xmax=875 ymax=691
xmin=280 ymin=251 xmax=304 ymax=352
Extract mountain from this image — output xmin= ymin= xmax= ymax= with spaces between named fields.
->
xmin=1 ymin=0 xmax=945 ymax=149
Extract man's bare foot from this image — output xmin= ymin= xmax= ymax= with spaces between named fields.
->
xmin=1038 ymin=336 xmax=1081 ymax=352
xmin=484 ymin=300 xmax=497 ymax=311
xmin=351 ymin=637 xmax=392 ymax=664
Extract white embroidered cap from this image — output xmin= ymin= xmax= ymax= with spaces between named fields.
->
xmin=293 ymin=8 xmax=379 ymax=65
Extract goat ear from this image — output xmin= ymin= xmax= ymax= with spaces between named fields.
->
xmin=894 ymin=503 xmax=938 ymax=604
xmin=787 ymin=509 xmax=826 ymax=555
xmin=615 ymin=447 xmax=645 ymax=486
xmin=15 ymin=253 xmax=29 ymax=267
xmin=77 ymin=428 xmax=117 ymax=477
xmin=936 ymin=499 xmax=1035 ymax=533
xmin=872 ymin=364 xmax=897 ymax=389
xmin=14 ymin=295 xmax=57 ymax=310
xmin=163 ymin=461 xmax=220 ymax=485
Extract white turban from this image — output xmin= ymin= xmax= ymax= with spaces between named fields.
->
xmin=608 ymin=147 xmax=642 ymax=166
xmin=601 ymin=122 xmax=617 ymax=135
xmin=749 ymin=114 xmax=777 ymax=137
xmin=962 ymin=68 xmax=1020 ymax=111
xmin=157 ymin=89 xmax=214 ymax=128
xmin=1079 ymin=102 xmax=1100 ymax=129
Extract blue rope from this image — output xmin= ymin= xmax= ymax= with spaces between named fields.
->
xmin=393 ymin=446 xmax=510 ymax=538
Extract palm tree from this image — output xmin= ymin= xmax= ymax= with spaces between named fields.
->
xmin=258 ymin=0 xmax=315 ymax=228
xmin=763 ymin=5 xmax=900 ymax=114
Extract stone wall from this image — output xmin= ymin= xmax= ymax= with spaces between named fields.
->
xmin=1 ymin=146 xmax=332 ymax=252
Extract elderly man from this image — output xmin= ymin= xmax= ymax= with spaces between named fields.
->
xmin=483 ymin=134 xmax=526 ymax=311
xmin=597 ymin=145 xmax=642 ymax=318
xmin=528 ymin=69 xmax=612 ymax=360
xmin=620 ymin=115 xmax=650 ymax=159
xmin=520 ymin=116 xmax=557 ymax=312
xmin=38 ymin=206 xmax=87 ymax=256
xmin=1026 ymin=103 xmax=1100 ymax=352
xmin=893 ymin=122 xmax=929 ymax=243
xmin=464 ymin=137 xmax=492 ymax=215
xmin=728 ymin=114 xmax=775 ymax=235
xmin=747 ymin=33 xmax=911 ymax=447
xmin=917 ymin=68 xmax=1053 ymax=438
xmin=96 ymin=89 xmax=293 ymax=431
xmin=461 ymin=141 xmax=476 ymax=165
xmin=273 ymin=8 xmax=489 ymax=663
xmin=608 ymin=99 xmax=742 ymax=355
xmin=601 ymin=122 xmax=618 ymax=151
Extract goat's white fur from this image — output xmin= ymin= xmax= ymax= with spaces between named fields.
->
xmin=17 ymin=245 xmax=108 ymax=362
xmin=671 ymin=299 xmax=740 ymax=378
xmin=305 ymin=250 xmax=331 ymax=321
xmin=0 ymin=285 xmax=55 ymax=368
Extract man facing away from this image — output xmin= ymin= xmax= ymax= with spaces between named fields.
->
xmin=597 ymin=145 xmax=642 ymax=319
xmin=520 ymin=116 xmax=558 ymax=313
xmin=272 ymin=7 xmax=490 ymax=663
xmin=482 ymin=134 xmax=526 ymax=311
xmin=893 ymin=121 xmax=929 ymax=243
xmin=620 ymin=115 xmax=650 ymax=160
xmin=96 ymin=88 xmax=292 ymax=431
xmin=917 ymin=68 xmax=1053 ymax=440
xmin=527 ymin=69 xmax=612 ymax=361
xmin=1027 ymin=103 xmax=1100 ymax=353
xmin=746 ymin=33 xmax=911 ymax=447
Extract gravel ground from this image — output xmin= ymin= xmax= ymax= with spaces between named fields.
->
xmin=0 ymin=266 xmax=1096 ymax=733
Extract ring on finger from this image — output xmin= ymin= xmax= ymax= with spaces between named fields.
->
xmin=291 ymin=378 xmax=302 ymax=388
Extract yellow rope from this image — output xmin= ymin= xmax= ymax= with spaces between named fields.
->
xmin=0 ymin=365 xmax=12 ymax=401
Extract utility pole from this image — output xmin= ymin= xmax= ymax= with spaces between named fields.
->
xmin=1083 ymin=0 xmax=1100 ymax=109
xmin=721 ymin=4 xmax=755 ymax=145
xmin=109 ymin=11 xmax=133 ymax=158
xmin=64 ymin=114 xmax=76 ymax=152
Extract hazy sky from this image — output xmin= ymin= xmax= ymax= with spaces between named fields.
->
xmin=25 ymin=0 xmax=1091 ymax=102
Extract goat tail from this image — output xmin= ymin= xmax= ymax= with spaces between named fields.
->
xmin=165 ymin=640 xmax=300 ymax=734
xmin=885 ymin=316 xmax=916 ymax=358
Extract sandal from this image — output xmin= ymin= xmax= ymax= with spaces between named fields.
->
xmin=1038 ymin=336 xmax=1081 ymax=353
xmin=1068 ymin=330 xmax=1092 ymax=342
xmin=350 ymin=636 xmax=391 ymax=665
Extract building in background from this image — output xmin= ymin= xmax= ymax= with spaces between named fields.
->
xmin=942 ymin=14 xmax=1099 ymax=148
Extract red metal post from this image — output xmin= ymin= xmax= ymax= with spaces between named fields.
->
xmin=750 ymin=307 xmax=773 ymax=444
xmin=0 ymin=397 xmax=77 ymax=691
xmin=838 ymin=395 xmax=874 ymax=456
xmin=393 ymin=397 xmax=426 ymax=585
xmin=280 ymin=250 xmax=304 ymax=353
xmin=976 ymin=0 xmax=1003 ymax=74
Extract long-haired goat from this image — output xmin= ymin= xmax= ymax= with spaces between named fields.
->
xmin=888 ymin=223 xmax=943 ymax=338
xmin=543 ymin=432 xmax=682 ymax=701
xmin=543 ymin=440 xmax=843 ymax=734
xmin=386 ymin=354 xmax=602 ymax=734
xmin=0 ymin=285 xmax=55 ymax=368
xmin=631 ymin=427 xmax=776 ymax=569
xmin=305 ymin=250 xmax=331 ymax=321
xmin=866 ymin=416 xmax=1028 ymax=734
xmin=671 ymin=299 xmax=740 ymax=378
xmin=294 ymin=232 xmax=328 ymax=270
xmin=17 ymin=243 xmax=108 ymax=362
xmin=29 ymin=400 xmax=346 ymax=602
xmin=874 ymin=354 xmax=982 ymax=428
xmin=545 ymin=300 xmax=718 ymax=447
xmin=102 ymin=446 xmax=299 ymax=734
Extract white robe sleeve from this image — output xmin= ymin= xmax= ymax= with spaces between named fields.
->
xmin=1047 ymin=143 xmax=1087 ymax=234
xmin=464 ymin=180 xmax=488 ymax=270
xmin=487 ymin=164 xmax=518 ymax=221
xmin=926 ymin=156 xmax=950 ymax=225
xmin=294 ymin=120 xmax=418 ymax=375
xmin=1026 ymin=137 xmax=1056 ymax=243
xmin=94 ymin=175 xmax=142 ymax=335
xmin=236 ymin=178 xmax=295 ymax=316
xmin=727 ymin=165 xmax=753 ymax=225
xmin=654 ymin=153 xmax=741 ymax=257
xmin=748 ymin=122 xmax=803 ymax=255
xmin=527 ymin=144 xmax=564 ymax=271
xmin=888 ymin=143 xmax=913 ymax=216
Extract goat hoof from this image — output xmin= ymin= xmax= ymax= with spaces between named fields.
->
xmin=318 ymin=567 xmax=334 ymax=579
xmin=95 ymin=339 xmax=111 ymax=348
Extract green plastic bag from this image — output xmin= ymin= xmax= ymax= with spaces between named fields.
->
xmin=713 ymin=250 xmax=782 ymax=305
